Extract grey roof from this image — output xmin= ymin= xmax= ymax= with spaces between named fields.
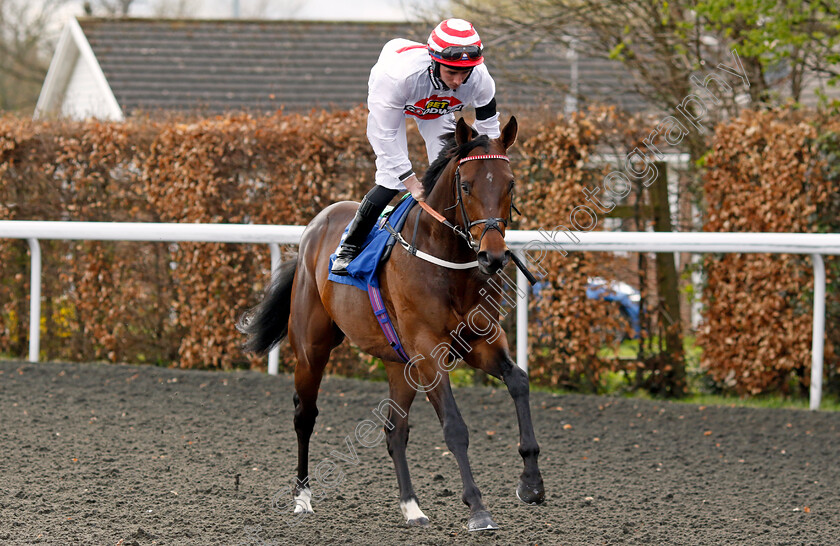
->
xmin=78 ymin=17 xmax=650 ymax=116
xmin=79 ymin=18 xmax=423 ymax=114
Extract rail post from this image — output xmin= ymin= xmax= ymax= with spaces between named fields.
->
xmin=810 ymin=253 xmax=826 ymax=411
xmin=268 ymin=243 xmax=282 ymax=375
xmin=516 ymin=261 xmax=529 ymax=374
xmin=27 ymin=238 xmax=42 ymax=363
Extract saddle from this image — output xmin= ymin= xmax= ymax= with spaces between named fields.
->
xmin=327 ymin=195 xmax=418 ymax=291
xmin=327 ymin=195 xmax=418 ymax=362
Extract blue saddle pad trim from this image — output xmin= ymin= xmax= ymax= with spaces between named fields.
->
xmin=328 ymin=195 xmax=415 ymax=291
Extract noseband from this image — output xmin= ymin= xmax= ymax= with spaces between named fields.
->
xmin=451 ymin=154 xmax=511 ymax=251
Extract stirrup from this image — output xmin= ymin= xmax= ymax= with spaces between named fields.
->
xmin=331 ymin=190 xmax=391 ymax=277
xmin=331 ymin=244 xmax=359 ymax=276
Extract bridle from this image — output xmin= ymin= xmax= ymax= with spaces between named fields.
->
xmin=452 ymin=154 xmax=512 ymax=251
xmin=412 ymin=152 xmax=537 ymax=284
xmin=419 ymin=153 xmax=513 ymax=252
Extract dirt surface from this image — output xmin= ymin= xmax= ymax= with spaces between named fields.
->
xmin=1 ymin=359 xmax=839 ymax=545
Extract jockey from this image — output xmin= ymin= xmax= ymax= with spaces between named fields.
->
xmin=331 ymin=18 xmax=501 ymax=276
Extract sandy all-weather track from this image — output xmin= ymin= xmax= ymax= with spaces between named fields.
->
xmin=1 ymin=359 xmax=839 ymax=545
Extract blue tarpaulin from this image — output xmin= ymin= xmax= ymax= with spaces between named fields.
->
xmin=586 ymin=281 xmax=641 ymax=338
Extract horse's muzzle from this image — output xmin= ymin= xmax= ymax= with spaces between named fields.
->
xmin=477 ymin=248 xmax=511 ymax=275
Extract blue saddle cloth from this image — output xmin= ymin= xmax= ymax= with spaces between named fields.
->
xmin=328 ymin=196 xmax=415 ymax=291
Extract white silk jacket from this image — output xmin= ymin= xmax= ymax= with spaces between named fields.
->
xmin=366 ymin=39 xmax=501 ymax=190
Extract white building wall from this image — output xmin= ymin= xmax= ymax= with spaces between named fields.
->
xmin=60 ymin=57 xmax=119 ymax=120
xmin=799 ymin=71 xmax=840 ymax=108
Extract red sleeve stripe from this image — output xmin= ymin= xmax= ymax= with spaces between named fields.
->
xmin=396 ymin=44 xmax=427 ymax=53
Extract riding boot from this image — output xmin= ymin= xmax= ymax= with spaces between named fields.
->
xmin=331 ymin=186 xmax=398 ymax=276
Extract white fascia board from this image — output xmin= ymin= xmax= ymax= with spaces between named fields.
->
xmin=34 ymin=18 xmax=124 ymax=121
xmin=33 ymin=23 xmax=75 ymax=119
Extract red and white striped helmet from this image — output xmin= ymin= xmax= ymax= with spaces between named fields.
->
xmin=427 ymin=19 xmax=484 ymax=68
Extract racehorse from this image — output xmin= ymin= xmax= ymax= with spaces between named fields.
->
xmin=239 ymin=116 xmax=545 ymax=531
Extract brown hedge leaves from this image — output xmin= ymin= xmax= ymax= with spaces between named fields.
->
xmin=0 ymin=110 xmax=376 ymax=371
xmin=701 ymin=109 xmax=839 ymax=395
xmin=1 ymin=107 xmax=836 ymax=396
xmin=516 ymin=108 xmax=635 ymax=390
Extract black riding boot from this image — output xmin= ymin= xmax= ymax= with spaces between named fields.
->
xmin=331 ymin=185 xmax=398 ymax=276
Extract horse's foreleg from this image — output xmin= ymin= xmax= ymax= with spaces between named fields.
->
xmin=500 ymin=353 xmax=545 ymax=504
xmin=382 ymin=362 xmax=427 ymax=526
xmin=472 ymin=345 xmax=545 ymax=505
xmin=417 ymin=364 xmax=498 ymax=532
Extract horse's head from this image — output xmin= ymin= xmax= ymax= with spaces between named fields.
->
xmin=451 ymin=116 xmax=518 ymax=275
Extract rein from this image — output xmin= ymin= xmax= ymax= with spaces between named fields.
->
xmin=410 ymin=153 xmax=538 ymax=284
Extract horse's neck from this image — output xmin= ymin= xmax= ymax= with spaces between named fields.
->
xmin=403 ymin=148 xmax=510 ymax=314
xmin=406 ymin=164 xmax=488 ymax=310
xmin=420 ymin=163 xmax=476 ymax=264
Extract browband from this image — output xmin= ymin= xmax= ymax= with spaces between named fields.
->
xmin=459 ymin=154 xmax=509 ymax=164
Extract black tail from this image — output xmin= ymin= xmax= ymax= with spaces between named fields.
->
xmin=238 ymin=259 xmax=297 ymax=354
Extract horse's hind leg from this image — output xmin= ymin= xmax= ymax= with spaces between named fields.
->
xmin=290 ymin=362 xmax=325 ymax=515
xmin=289 ymin=279 xmax=343 ymax=514
xmin=382 ymin=361 xmax=428 ymax=526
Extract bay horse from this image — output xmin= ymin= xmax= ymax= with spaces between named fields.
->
xmin=240 ymin=116 xmax=545 ymax=531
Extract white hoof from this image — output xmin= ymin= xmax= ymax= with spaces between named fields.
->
xmin=293 ymin=487 xmax=314 ymax=514
xmin=400 ymin=499 xmax=430 ymax=526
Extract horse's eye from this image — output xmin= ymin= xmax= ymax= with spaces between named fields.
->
xmin=461 ymin=181 xmax=470 ymax=194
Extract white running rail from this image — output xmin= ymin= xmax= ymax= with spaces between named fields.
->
xmin=1 ymin=221 xmax=838 ymax=410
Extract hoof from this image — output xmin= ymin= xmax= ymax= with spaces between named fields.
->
xmin=516 ymin=479 xmax=546 ymax=505
xmin=406 ymin=516 xmax=430 ymax=527
xmin=293 ymin=487 xmax=314 ymax=514
xmin=400 ymin=498 xmax=429 ymax=527
xmin=467 ymin=510 xmax=499 ymax=532
xmin=293 ymin=501 xmax=314 ymax=515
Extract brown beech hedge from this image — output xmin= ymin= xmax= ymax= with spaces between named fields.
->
xmin=1 ymin=107 xmax=836 ymax=396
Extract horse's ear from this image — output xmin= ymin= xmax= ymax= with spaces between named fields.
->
xmin=500 ymin=115 xmax=518 ymax=151
xmin=455 ymin=117 xmax=472 ymax=146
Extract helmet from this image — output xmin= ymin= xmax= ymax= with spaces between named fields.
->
xmin=427 ymin=19 xmax=484 ymax=68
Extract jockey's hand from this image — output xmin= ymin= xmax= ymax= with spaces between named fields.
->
xmin=402 ymin=174 xmax=426 ymax=202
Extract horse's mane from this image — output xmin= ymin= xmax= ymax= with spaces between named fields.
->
xmin=421 ymin=130 xmax=490 ymax=194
